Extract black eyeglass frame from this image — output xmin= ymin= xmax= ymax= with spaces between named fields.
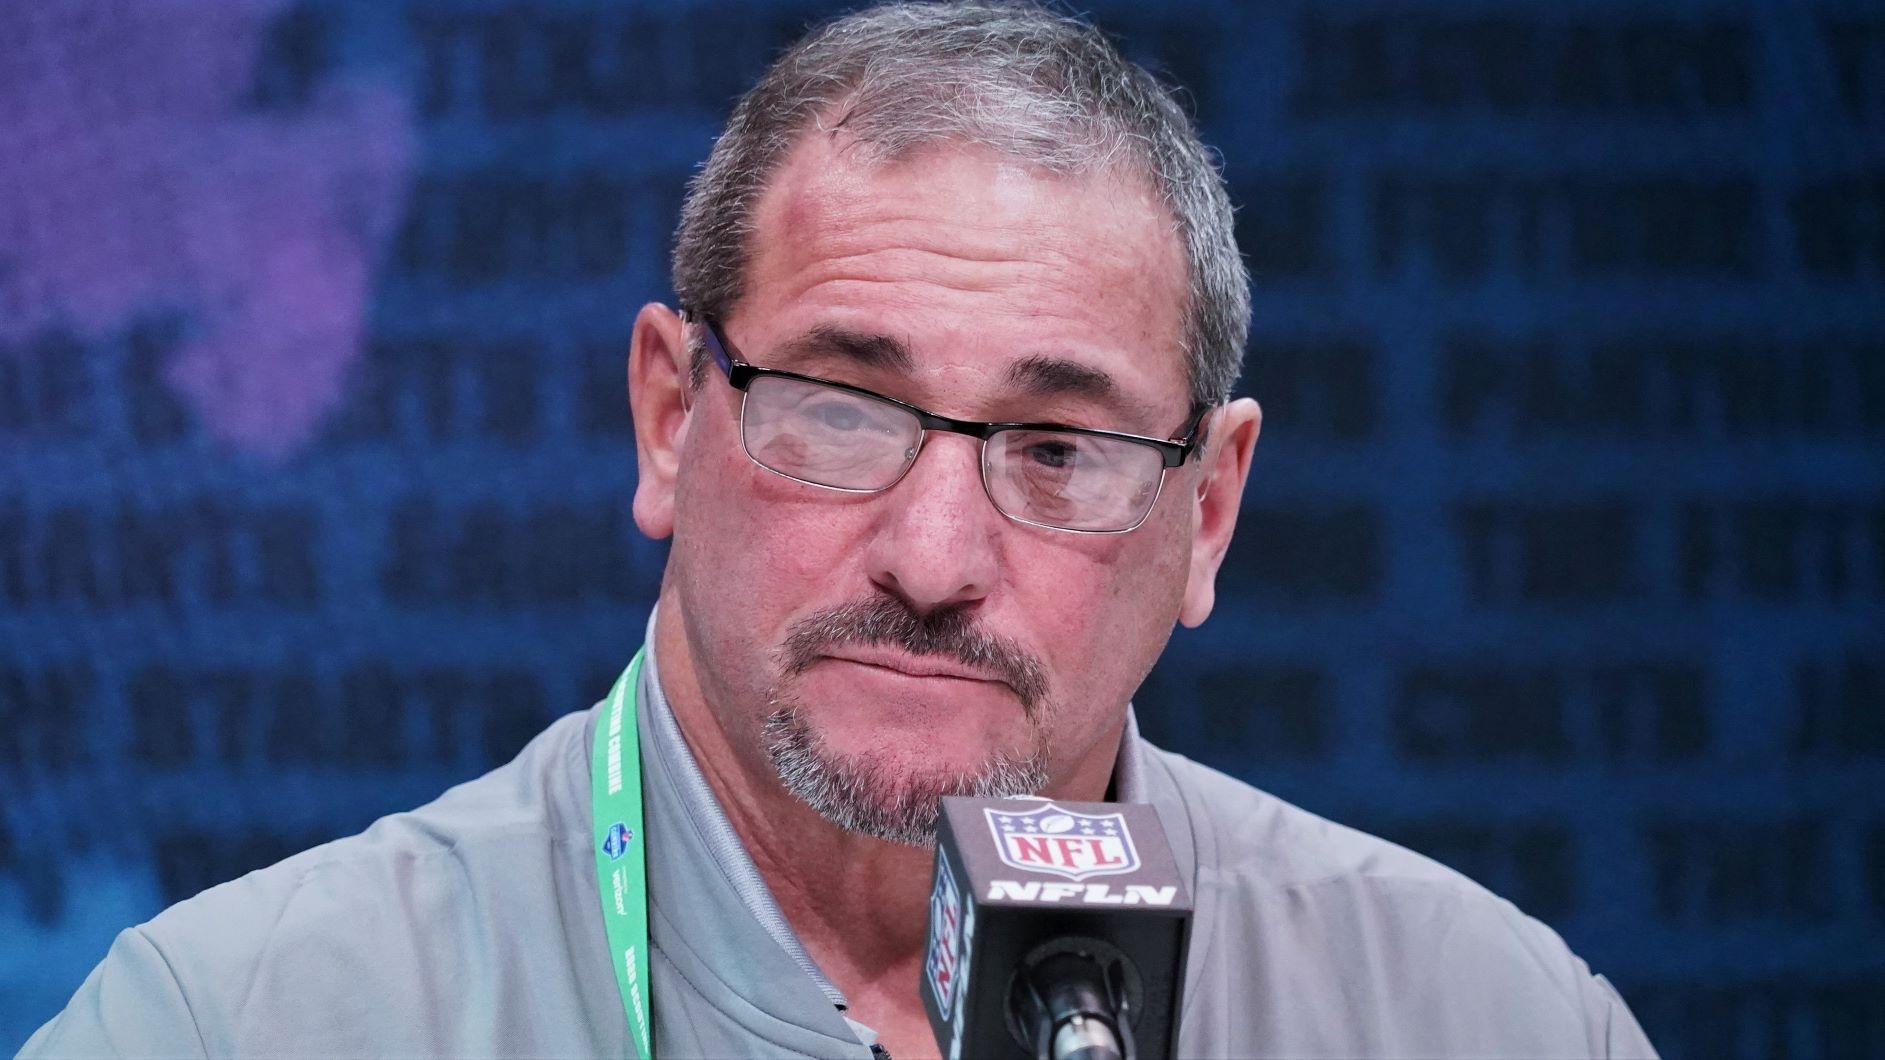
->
xmin=683 ymin=310 xmax=1214 ymax=534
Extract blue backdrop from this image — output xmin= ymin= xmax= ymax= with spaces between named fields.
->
xmin=3 ymin=1 xmax=1882 ymax=1055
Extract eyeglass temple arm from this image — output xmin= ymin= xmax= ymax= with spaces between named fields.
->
xmin=681 ymin=308 xmax=736 ymax=377
xmin=1174 ymin=403 xmax=1216 ymax=465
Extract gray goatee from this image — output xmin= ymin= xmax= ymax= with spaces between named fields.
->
xmin=762 ymin=595 xmax=1052 ymax=845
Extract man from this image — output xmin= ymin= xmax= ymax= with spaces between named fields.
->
xmin=27 ymin=3 xmax=1656 ymax=1057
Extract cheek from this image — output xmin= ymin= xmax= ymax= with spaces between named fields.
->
xmin=673 ymin=416 xmax=868 ymax=628
xmin=1014 ymin=525 xmax=1189 ymax=693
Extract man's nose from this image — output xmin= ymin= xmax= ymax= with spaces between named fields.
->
xmin=862 ymin=433 xmax=1003 ymax=614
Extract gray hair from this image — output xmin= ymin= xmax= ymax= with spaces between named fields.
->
xmin=671 ymin=0 xmax=1249 ymax=407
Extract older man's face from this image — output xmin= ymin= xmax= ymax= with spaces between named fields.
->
xmin=655 ymin=134 xmax=1207 ymax=837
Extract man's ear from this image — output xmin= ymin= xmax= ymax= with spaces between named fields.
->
xmin=1179 ymin=397 xmax=1261 ymax=628
xmin=628 ymin=303 xmax=692 ymax=540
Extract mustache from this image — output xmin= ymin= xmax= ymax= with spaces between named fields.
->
xmin=778 ymin=595 xmax=1050 ymax=713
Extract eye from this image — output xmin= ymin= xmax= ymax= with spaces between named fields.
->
xmin=808 ymin=401 xmax=867 ymax=431
xmin=1024 ymin=439 xmax=1078 ymax=469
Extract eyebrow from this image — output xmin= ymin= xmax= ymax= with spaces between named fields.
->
xmin=1003 ymin=354 xmax=1122 ymax=405
xmin=773 ymin=325 xmax=915 ymax=374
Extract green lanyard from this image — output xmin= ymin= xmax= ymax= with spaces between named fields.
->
xmin=592 ymin=650 xmax=653 ymax=1058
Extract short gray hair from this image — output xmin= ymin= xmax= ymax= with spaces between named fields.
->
xmin=671 ymin=0 xmax=1249 ymax=407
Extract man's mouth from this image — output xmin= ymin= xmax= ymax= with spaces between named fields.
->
xmin=821 ymin=647 xmax=1002 ymax=684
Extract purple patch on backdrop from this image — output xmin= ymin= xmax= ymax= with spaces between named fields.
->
xmin=0 ymin=2 xmax=414 ymax=460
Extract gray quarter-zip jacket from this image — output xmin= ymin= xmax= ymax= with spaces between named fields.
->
xmin=24 ymin=631 xmax=1656 ymax=1058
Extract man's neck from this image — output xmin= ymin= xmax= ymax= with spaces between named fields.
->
xmin=651 ymin=599 xmax=947 ymax=972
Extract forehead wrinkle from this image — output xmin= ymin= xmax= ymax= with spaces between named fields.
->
xmin=781 ymin=197 xmax=1104 ymax=288
xmin=772 ymin=245 xmax=1126 ymax=338
xmin=787 ymin=245 xmax=1067 ymax=299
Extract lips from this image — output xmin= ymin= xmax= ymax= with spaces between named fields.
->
xmin=821 ymin=648 xmax=999 ymax=684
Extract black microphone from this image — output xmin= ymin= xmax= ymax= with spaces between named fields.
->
xmin=920 ymin=796 xmax=1193 ymax=1060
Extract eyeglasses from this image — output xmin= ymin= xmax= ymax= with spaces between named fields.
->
xmin=683 ymin=311 xmax=1211 ymax=534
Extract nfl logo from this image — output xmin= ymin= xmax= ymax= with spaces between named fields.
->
xmin=602 ymin=822 xmax=634 ymax=861
xmin=924 ymin=848 xmax=964 ymax=1017
xmin=985 ymin=803 xmax=1140 ymax=882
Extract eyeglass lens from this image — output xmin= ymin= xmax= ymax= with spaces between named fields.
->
xmin=739 ymin=374 xmax=1166 ymax=532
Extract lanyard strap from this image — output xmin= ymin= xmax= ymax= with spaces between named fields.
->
xmin=592 ymin=650 xmax=653 ymax=1058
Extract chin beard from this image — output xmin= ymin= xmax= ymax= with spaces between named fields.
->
xmin=761 ymin=703 xmax=1049 ymax=846
xmin=760 ymin=592 xmax=1055 ymax=845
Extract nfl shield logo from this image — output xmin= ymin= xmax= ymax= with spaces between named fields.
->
xmin=985 ymin=803 xmax=1140 ymax=881
xmin=602 ymin=822 xmax=634 ymax=861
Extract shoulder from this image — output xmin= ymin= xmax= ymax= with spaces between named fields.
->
xmin=1145 ymin=742 xmax=1563 ymax=951
xmin=26 ymin=708 xmax=602 ymax=1058
xmin=1141 ymin=743 xmax=1657 ymax=1058
xmin=1146 ymin=743 xmax=1473 ymax=889
xmin=149 ymin=703 xmax=593 ymax=936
